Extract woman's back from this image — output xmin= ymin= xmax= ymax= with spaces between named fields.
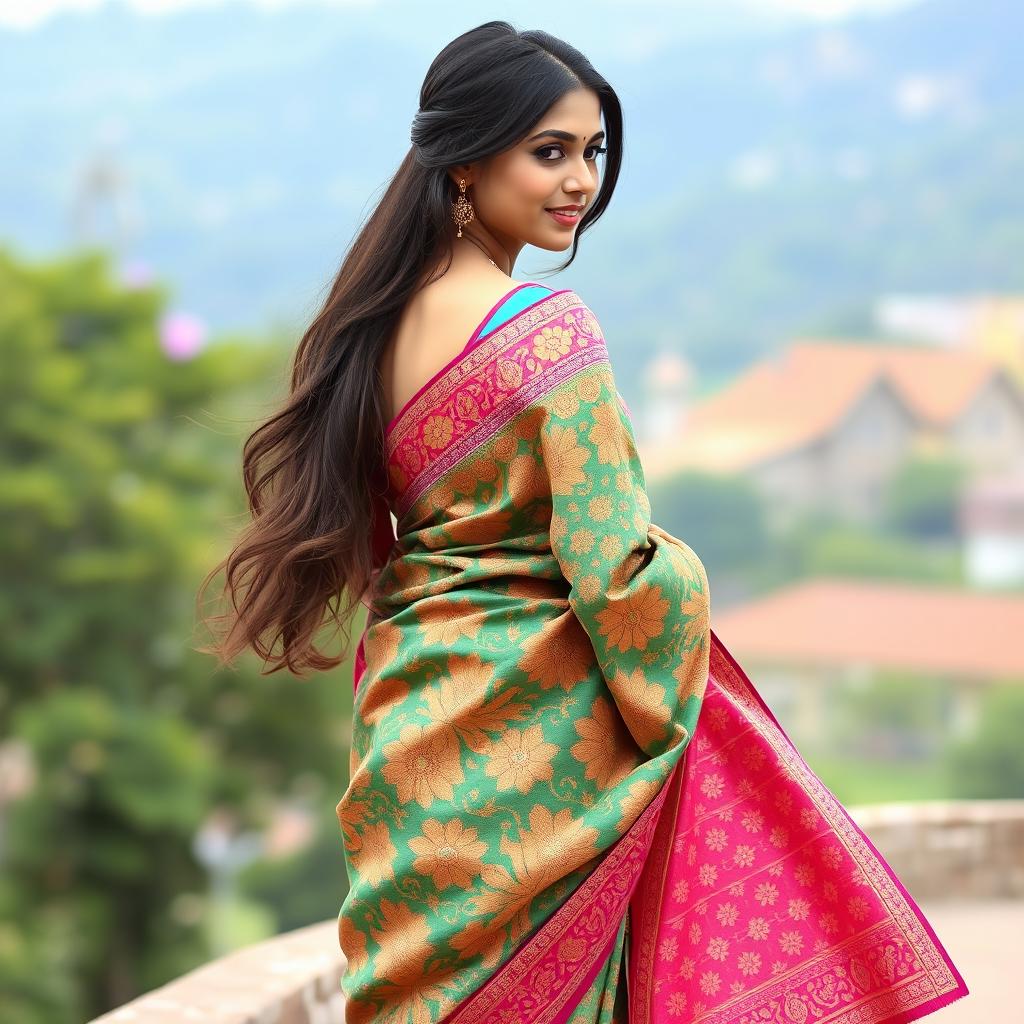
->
xmin=380 ymin=276 xmax=554 ymax=430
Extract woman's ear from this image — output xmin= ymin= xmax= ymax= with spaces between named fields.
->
xmin=446 ymin=166 xmax=473 ymax=189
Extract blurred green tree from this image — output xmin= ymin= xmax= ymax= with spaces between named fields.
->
xmin=0 ymin=247 xmax=354 ymax=1023
xmin=880 ymin=453 xmax=969 ymax=540
xmin=944 ymin=683 xmax=1024 ymax=799
xmin=648 ymin=469 xmax=767 ymax=585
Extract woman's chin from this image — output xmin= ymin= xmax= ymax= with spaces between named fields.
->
xmin=530 ymin=234 xmax=575 ymax=253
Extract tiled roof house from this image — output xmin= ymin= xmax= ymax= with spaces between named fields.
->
xmin=638 ymin=341 xmax=1024 ymax=525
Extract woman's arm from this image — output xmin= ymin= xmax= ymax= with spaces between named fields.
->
xmin=536 ymin=330 xmax=711 ymax=760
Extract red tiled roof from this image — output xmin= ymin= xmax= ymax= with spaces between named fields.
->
xmin=640 ymin=340 xmax=1009 ymax=476
xmin=713 ymin=576 xmax=1024 ymax=679
xmin=798 ymin=341 xmax=1003 ymax=425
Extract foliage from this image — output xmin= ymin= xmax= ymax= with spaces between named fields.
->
xmin=880 ymin=453 xmax=970 ymax=540
xmin=0 ymin=246 xmax=354 ymax=1022
xmin=787 ymin=520 xmax=962 ymax=585
xmin=829 ymin=671 xmax=954 ymax=760
xmin=648 ymin=469 xmax=766 ymax=581
xmin=944 ymin=683 xmax=1024 ymax=799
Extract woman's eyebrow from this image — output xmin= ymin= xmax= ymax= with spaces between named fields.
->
xmin=527 ymin=129 xmax=606 ymax=143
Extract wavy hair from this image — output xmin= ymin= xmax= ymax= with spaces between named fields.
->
xmin=195 ymin=20 xmax=624 ymax=675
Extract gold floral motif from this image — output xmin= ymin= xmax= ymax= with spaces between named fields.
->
xmin=422 ymin=659 xmax=533 ymax=753
xmin=335 ymin=768 xmax=370 ymax=849
xmin=421 ymin=413 xmax=454 ymax=450
xmin=414 ymin=595 xmax=485 ymax=647
xmin=352 ymin=908 xmax=460 ymax=1024
xmin=576 ymin=374 xmax=602 ymax=403
xmin=551 ymin=388 xmax=580 ymax=420
xmin=545 ymin=422 xmax=590 ymax=496
xmin=515 ymin=409 xmax=543 ymax=442
xmin=587 ymin=401 xmax=627 ymax=468
xmin=679 ymin=589 xmax=712 ymax=643
xmin=503 ymin=452 xmax=548 ymax=508
xmin=380 ymin=723 xmax=465 ymax=808
xmin=557 ymin=936 xmax=587 ymax=963
xmin=408 ymin=818 xmax=488 ymax=890
xmin=455 ymin=390 xmax=481 ymax=422
xmin=473 ymin=803 xmax=600 ymax=938
xmin=597 ymin=535 xmax=623 ymax=562
xmin=586 ymin=494 xmax=615 ymax=522
xmin=532 ymin=324 xmax=574 ymax=361
xmin=614 ymin=774 xmax=663 ymax=834
xmin=484 ymin=723 xmax=558 ymax=793
xmin=572 ymin=572 xmax=603 ymax=604
xmin=350 ymin=820 xmax=398 ymax=888
xmin=338 ymin=911 xmax=369 ymax=976
xmin=449 ymin=916 xmax=507 ymax=969
xmin=451 ymin=464 xmax=481 ymax=496
xmin=609 ymin=665 xmax=674 ymax=752
xmin=492 ymin=431 xmax=519 ymax=461
xmin=567 ymin=526 xmax=597 ymax=558
xmin=364 ymin=618 xmax=401 ymax=667
xmin=424 ymin=478 xmax=455 ymax=514
xmin=357 ymin=673 xmax=410 ymax=727
xmin=595 ymin=584 xmax=670 ymax=653
xmin=401 ymin=443 xmax=423 ymax=474
xmin=570 ymin=695 xmax=642 ymax=789
xmin=443 ymin=507 xmax=516 ymax=547
xmin=368 ymin=897 xmax=434 ymax=986
xmin=496 ymin=357 xmax=523 ymax=389
xmin=389 ymin=557 xmax=433 ymax=591
xmin=516 ymin=613 xmax=596 ymax=691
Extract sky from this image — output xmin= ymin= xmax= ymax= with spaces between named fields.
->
xmin=0 ymin=0 xmax=927 ymax=31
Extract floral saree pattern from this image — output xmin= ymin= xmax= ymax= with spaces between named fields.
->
xmin=336 ymin=288 xmax=968 ymax=1024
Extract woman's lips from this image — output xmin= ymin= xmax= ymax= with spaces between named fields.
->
xmin=545 ymin=208 xmax=580 ymax=227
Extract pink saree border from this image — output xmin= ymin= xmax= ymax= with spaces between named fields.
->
xmin=439 ymin=755 xmax=682 ymax=1024
xmin=386 ymin=289 xmax=598 ymax=521
xmin=626 ymin=629 xmax=969 ymax=1024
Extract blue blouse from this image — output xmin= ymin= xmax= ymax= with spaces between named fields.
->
xmin=475 ymin=283 xmax=555 ymax=339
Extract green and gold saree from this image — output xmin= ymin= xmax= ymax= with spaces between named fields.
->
xmin=336 ymin=285 xmax=968 ymax=1024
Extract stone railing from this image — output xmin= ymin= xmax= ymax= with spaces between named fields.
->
xmin=88 ymin=799 xmax=1024 ymax=1024
xmin=89 ymin=918 xmax=346 ymax=1024
xmin=845 ymin=798 xmax=1024 ymax=901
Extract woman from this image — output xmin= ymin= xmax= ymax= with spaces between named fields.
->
xmin=199 ymin=21 xmax=969 ymax=1024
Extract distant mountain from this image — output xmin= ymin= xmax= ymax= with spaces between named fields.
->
xmin=0 ymin=0 xmax=1019 ymax=395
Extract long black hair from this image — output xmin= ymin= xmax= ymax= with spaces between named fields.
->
xmin=197 ymin=20 xmax=624 ymax=676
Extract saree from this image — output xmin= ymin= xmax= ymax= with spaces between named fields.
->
xmin=336 ymin=286 xmax=969 ymax=1024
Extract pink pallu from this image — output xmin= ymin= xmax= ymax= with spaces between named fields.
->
xmin=405 ymin=626 xmax=969 ymax=1024
xmin=347 ymin=285 xmax=969 ymax=1024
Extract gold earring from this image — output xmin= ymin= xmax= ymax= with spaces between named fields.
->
xmin=452 ymin=177 xmax=475 ymax=237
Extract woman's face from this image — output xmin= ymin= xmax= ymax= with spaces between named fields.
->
xmin=455 ymin=88 xmax=605 ymax=260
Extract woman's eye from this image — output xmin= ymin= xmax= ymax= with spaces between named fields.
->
xmin=535 ymin=145 xmax=607 ymax=162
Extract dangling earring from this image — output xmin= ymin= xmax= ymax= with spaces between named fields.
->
xmin=451 ymin=177 xmax=474 ymax=238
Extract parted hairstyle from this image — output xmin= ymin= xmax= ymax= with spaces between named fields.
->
xmin=195 ymin=20 xmax=624 ymax=676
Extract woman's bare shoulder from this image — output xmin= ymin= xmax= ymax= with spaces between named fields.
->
xmin=382 ymin=269 xmax=531 ymax=424
xmin=410 ymin=268 xmax=533 ymax=347
xmin=421 ymin=267 xmax=532 ymax=314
